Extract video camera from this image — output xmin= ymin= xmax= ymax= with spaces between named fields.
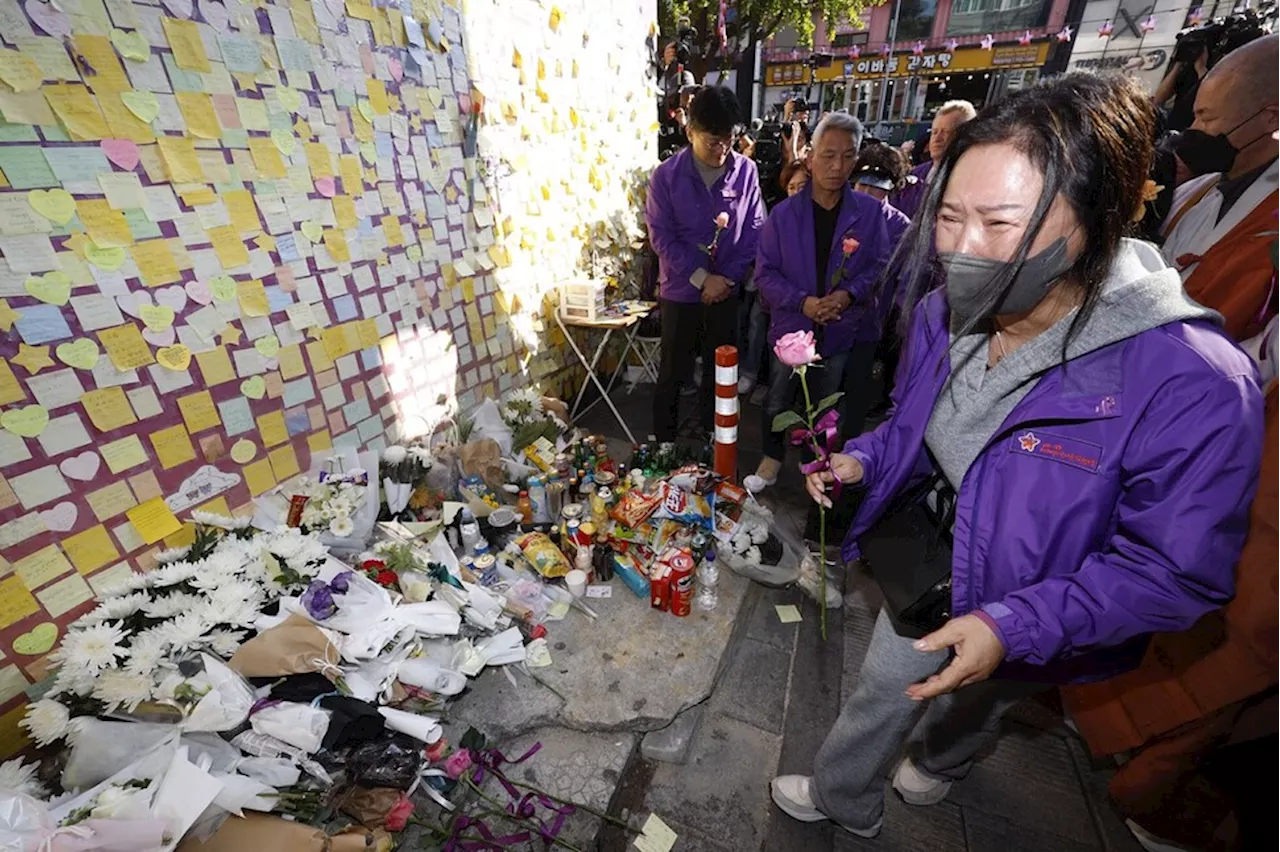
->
xmin=1171 ymin=3 xmax=1273 ymax=69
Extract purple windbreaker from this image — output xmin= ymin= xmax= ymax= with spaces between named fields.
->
xmin=644 ymin=148 xmax=766 ymax=304
xmin=890 ymin=160 xmax=933 ymax=221
xmin=842 ymin=290 xmax=1264 ymax=684
xmin=754 ymin=183 xmax=892 ymax=355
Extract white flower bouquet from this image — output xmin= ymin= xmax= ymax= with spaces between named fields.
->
xmin=289 ymin=450 xmax=379 ymax=555
xmin=379 ymin=444 xmax=434 ymax=518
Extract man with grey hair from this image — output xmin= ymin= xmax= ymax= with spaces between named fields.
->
xmin=892 ymin=99 xmax=977 ymax=219
xmin=748 ymin=112 xmax=892 ymax=555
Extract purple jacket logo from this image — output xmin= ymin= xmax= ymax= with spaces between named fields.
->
xmin=1017 ymin=432 xmax=1041 ymax=453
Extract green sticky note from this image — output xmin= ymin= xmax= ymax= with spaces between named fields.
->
xmin=775 ymin=605 xmax=803 ymax=624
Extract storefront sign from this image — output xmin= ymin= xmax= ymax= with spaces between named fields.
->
xmin=1071 ymin=48 xmax=1167 ymax=72
xmin=991 ymin=45 xmax=1043 ymax=66
xmin=815 ymin=43 xmax=1049 ymax=82
xmin=764 ymin=63 xmax=812 ymax=86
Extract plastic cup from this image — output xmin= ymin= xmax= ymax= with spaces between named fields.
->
xmin=565 ymin=569 xmax=587 ymax=598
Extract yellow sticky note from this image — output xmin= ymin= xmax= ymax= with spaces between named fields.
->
xmin=355 ymin=318 xmax=378 ymax=349
xmin=126 ymin=496 xmax=183 ymax=544
xmin=178 ymin=186 xmax=216 ymax=207
xmin=13 ymin=544 xmax=72 ymax=592
xmin=247 ymin=137 xmax=286 ymax=179
xmin=81 ymin=386 xmax=139 ymax=432
xmin=163 ymin=17 xmax=212 ymax=72
xmin=71 ymin=35 xmax=129 ymax=92
xmin=208 ymin=225 xmax=250 ymax=269
xmin=277 ymin=344 xmax=306 ymax=380
xmin=100 ymin=434 xmax=148 ymax=474
xmin=194 ymin=345 xmax=236 ymax=386
xmin=98 ymin=323 xmax=156 ymax=370
xmin=0 ymin=50 xmax=43 ymax=92
xmin=98 ymin=96 xmax=155 ymax=143
xmin=61 ymin=525 xmax=119 ymax=576
xmin=176 ymin=91 xmax=221 ymax=139
xmin=305 ymin=340 xmax=333 ymax=372
xmin=0 ymin=359 xmax=25 ymax=406
xmin=224 ymin=190 xmax=260 ymax=236
xmin=775 ymin=604 xmax=803 ymax=624
xmin=76 ymin=199 xmax=134 ymax=248
xmin=149 ymin=423 xmax=196 ymax=470
xmin=0 ymin=577 xmax=39 ymax=631
xmin=243 ymin=457 xmax=276 ymax=497
xmin=43 ymin=83 xmax=109 ymax=139
xmin=304 ymin=141 xmax=333 ymax=178
xmin=339 ymin=155 xmax=362 ymax=192
xmin=156 ymin=136 xmax=205 ymax=183
xmin=236 ymin=279 xmax=269 ymax=317
xmin=177 ymin=390 xmax=221 ymax=434
xmin=307 ymin=430 xmax=333 ymax=453
xmin=0 ymin=90 xmax=56 ymax=126
xmin=381 ymin=214 xmax=404 ymax=247
xmin=268 ymin=444 xmax=300 ymax=481
xmin=129 ymin=239 xmax=181 ymax=287
xmin=256 ymin=409 xmax=288 ymax=448
xmin=321 ymin=325 xmax=352 ymax=360
xmin=365 ymin=78 xmax=389 ymax=115
xmin=332 ymin=195 xmax=358 ymax=230
xmin=86 ymin=481 xmax=137 ymax=522
xmin=323 ymin=229 xmax=350 ymax=262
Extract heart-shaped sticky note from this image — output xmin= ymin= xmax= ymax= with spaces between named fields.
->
xmin=12 ymin=623 xmax=58 ymax=656
xmin=388 ymin=56 xmax=404 ymax=81
xmin=27 ymin=1 xmax=71 ymax=38
xmin=28 ymin=188 xmax=75 ymax=224
xmin=39 ymin=502 xmax=77 ymax=532
xmin=101 ymin=138 xmax=140 ymax=170
xmin=156 ymin=344 xmax=192 ymax=371
xmin=314 ymin=177 xmax=335 ymax=197
xmin=161 ymin=0 xmax=193 ymax=18
xmin=116 ymin=290 xmax=155 ymax=319
xmin=254 ymin=335 xmax=280 ymax=358
xmin=154 ymin=285 xmax=188 ymax=313
xmin=24 ymin=271 xmax=71 ymax=305
xmin=209 ymin=275 xmax=236 ymax=302
xmin=357 ymin=99 xmax=375 ymax=122
xmin=300 ymin=221 xmax=322 ymax=242
xmin=202 ymin=0 xmax=230 ymax=32
xmin=185 ymin=279 xmax=213 ymax=305
xmin=277 ymin=85 xmax=302 ymax=113
xmin=270 ymin=128 xmax=295 ymax=155
xmin=121 ymin=90 xmax=159 ymax=123
xmin=141 ymin=326 xmax=176 ymax=347
xmin=359 ymin=141 xmax=376 ymax=163
xmin=110 ymin=27 xmax=150 ymax=61
xmin=59 ymin=450 xmax=101 ymax=481
xmin=1 ymin=404 xmax=49 ymax=437
xmin=139 ymin=304 xmax=175 ymax=332
xmin=56 ymin=338 xmax=101 ymax=370
xmin=240 ymin=376 xmax=266 ymax=399
xmin=85 ymin=242 xmax=126 ymax=270
xmin=230 ymin=438 xmax=257 ymax=463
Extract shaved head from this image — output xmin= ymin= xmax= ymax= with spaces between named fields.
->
xmin=1190 ymin=34 xmax=1278 ymax=177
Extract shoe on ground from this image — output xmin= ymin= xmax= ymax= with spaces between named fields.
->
xmin=892 ymin=757 xmax=952 ymax=806
xmin=1125 ymin=820 xmax=1197 ymax=852
xmin=797 ymin=554 xmax=842 ymax=609
xmin=738 ymin=375 xmax=756 ymax=394
xmin=769 ymin=776 xmax=881 ymax=837
xmin=803 ymin=538 xmax=841 ymax=568
xmin=753 ymin=456 xmax=782 ymax=486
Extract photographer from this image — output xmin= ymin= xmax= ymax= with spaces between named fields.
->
xmin=781 ymin=98 xmax=813 ymax=167
xmin=1154 ymin=7 xmax=1270 ymax=132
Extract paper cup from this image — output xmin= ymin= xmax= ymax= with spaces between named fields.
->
xmin=564 ymin=569 xmax=587 ymax=598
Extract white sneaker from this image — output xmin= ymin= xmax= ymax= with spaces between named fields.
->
xmin=892 ymin=757 xmax=952 ymax=806
xmin=769 ymin=776 xmax=881 ymax=837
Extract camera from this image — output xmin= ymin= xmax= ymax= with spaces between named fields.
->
xmin=1171 ymin=4 xmax=1273 ymax=69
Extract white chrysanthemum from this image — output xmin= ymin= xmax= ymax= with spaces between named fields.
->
xmin=19 ymin=699 xmax=70 ymax=748
xmin=0 ymin=757 xmax=46 ymax=798
xmin=124 ymin=629 xmax=170 ymax=677
xmin=77 ymin=592 xmax=149 ymax=626
xmin=190 ymin=510 xmax=250 ymax=529
xmin=748 ymin=525 xmax=768 ymax=545
xmin=153 ymin=545 xmax=192 ymax=565
xmin=409 ymin=446 xmax=434 ymax=467
xmin=158 ymin=611 xmax=212 ymax=652
xmin=329 ymin=516 xmax=354 ymax=537
xmin=383 ymin=445 xmax=408 ymax=464
xmin=149 ymin=559 xmax=200 ymax=588
xmin=54 ymin=622 xmax=127 ymax=675
xmin=93 ymin=670 xmax=154 ymax=712
xmin=142 ymin=592 xmax=201 ymax=619
xmin=205 ymin=629 xmax=246 ymax=658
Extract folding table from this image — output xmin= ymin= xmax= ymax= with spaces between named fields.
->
xmin=555 ymin=301 xmax=658 ymax=444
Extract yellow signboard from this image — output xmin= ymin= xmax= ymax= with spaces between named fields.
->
xmin=813 ymin=43 xmax=1049 ymax=82
xmin=764 ymin=63 xmax=813 ymax=86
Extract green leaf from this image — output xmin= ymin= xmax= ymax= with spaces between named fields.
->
xmin=814 ymin=392 xmax=844 ymax=415
xmin=771 ymin=410 xmax=804 ymax=432
xmin=459 ymin=726 xmax=487 ymax=753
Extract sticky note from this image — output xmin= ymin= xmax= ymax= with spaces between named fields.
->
xmin=177 ymin=390 xmax=221 ymax=433
xmin=176 ymin=91 xmax=220 ymax=139
xmin=156 ymin=136 xmax=204 ymax=183
xmin=775 ymin=605 xmax=803 ymax=624
xmin=237 ymin=279 xmax=270 ymax=317
xmin=77 ymin=199 xmax=133 ymax=248
xmin=86 ymin=481 xmax=137 ymax=522
xmin=0 ymin=577 xmax=40 ymax=631
xmin=98 ymin=323 xmax=155 ymax=370
xmin=100 ymin=434 xmax=148 ymax=474
xmin=61 ymin=524 xmax=119 ymax=575
xmin=268 ymin=444 xmax=300 ymax=481
xmin=36 ymin=573 xmax=93 ymax=618
xmin=13 ymin=544 xmax=73 ymax=592
xmin=256 ymin=409 xmax=288 ymax=448
xmin=129 ymin=239 xmax=181 ymax=287
xmin=194 ymin=346 xmax=236 ymax=386
xmin=44 ymin=83 xmax=109 ymax=140
xmin=149 ymin=424 xmax=196 ymax=470
xmin=633 ymin=814 xmax=679 ymax=852
xmin=80 ymin=386 xmax=139 ymax=432
xmin=208 ymin=224 xmax=250 ymax=268
xmin=162 ymin=17 xmax=212 ymax=73
xmin=307 ymin=430 xmax=332 ymax=453
xmin=126 ymin=497 xmax=183 ymax=544
xmin=247 ymin=137 xmax=286 ymax=178
xmin=243 ymin=457 xmax=276 ymax=496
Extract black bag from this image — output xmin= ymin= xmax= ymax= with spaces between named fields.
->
xmin=858 ymin=472 xmax=956 ymax=639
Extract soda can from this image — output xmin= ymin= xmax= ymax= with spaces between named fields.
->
xmin=668 ymin=550 xmax=695 ymax=616
xmin=650 ymin=563 xmax=671 ymax=611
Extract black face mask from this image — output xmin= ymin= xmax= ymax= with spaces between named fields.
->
xmin=1175 ymin=108 xmax=1270 ymax=177
xmin=941 ymin=238 xmax=1074 ymax=324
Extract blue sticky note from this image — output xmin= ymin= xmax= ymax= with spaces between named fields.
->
xmin=218 ymin=397 xmax=254 ymax=436
xmin=124 ymin=209 xmax=162 ymax=240
xmin=332 ymin=295 xmax=358 ymax=322
xmin=333 ymin=430 xmax=361 ymax=449
xmin=15 ymin=304 xmax=72 ymax=344
xmin=357 ymin=218 xmax=376 ymax=239
xmin=265 ymin=285 xmax=295 ymax=313
xmin=374 ymin=132 xmax=394 ymax=159
xmin=0 ymin=146 xmax=58 ymax=189
xmin=285 ymin=407 xmax=311 ymax=436
xmin=360 ymin=348 xmax=381 ymax=371
xmin=43 ymin=147 xmax=109 ymax=183
xmin=162 ymin=54 xmax=205 ymax=92
xmin=342 ymin=397 xmax=372 ymax=425
xmin=275 ymin=232 xmax=301 ymax=263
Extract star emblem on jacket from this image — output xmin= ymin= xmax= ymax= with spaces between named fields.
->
xmin=1018 ymin=431 xmax=1041 ymax=453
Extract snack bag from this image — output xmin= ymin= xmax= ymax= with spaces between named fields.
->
xmin=653 ymin=482 xmax=713 ymax=530
xmin=516 ymin=532 xmax=572 ymax=578
xmin=611 ymin=489 xmax=663 ymax=528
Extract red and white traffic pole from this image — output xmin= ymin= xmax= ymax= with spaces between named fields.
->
xmin=713 ymin=345 xmax=738 ymax=481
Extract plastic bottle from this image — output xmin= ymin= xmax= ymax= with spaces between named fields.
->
xmin=517 ymin=490 xmax=533 ymax=526
xmin=546 ymin=474 xmax=565 ymax=519
xmin=694 ymin=548 xmax=719 ymax=612
xmin=459 ymin=508 xmax=480 ymax=554
xmin=529 ymin=476 xmax=550 ymax=524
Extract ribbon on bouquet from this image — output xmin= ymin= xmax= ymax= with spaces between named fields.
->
xmin=445 ymin=742 xmax=574 ymax=850
xmin=791 ymin=409 xmax=844 ymax=498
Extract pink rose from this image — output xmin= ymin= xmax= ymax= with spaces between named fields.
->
xmin=714 ymin=212 xmax=729 ymax=228
xmin=842 ymin=237 xmax=859 ymax=255
xmin=425 ymin=738 xmax=449 ymax=763
xmin=385 ymin=792 xmax=414 ymax=832
xmin=444 ymin=749 xmax=474 ymax=779
xmin=774 ymin=330 xmax=820 ymax=368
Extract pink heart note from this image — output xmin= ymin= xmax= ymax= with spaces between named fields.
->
xmin=142 ymin=326 xmax=176 ymax=347
xmin=388 ymin=57 xmax=404 ymax=81
xmin=40 ymin=502 xmax=77 ymax=533
xmin=59 ymin=451 xmax=101 ymax=481
xmin=185 ymin=279 xmax=213 ymax=305
xmin=154 ymin=285 xmax=188 ymax=313
xmin=102 ymin=139 xmax=140 ymax=171
xmin=315 ymin=177 xmax=336 ymax=197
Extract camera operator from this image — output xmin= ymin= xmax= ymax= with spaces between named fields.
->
xmin=1154 ymin=7 xmax=1269 ymax=132
xmin=781 ymin=98 xmax=813 ymax=166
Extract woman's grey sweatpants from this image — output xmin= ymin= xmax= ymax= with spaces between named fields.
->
xmin=811 ymin=608 xmax=1044 ymax=830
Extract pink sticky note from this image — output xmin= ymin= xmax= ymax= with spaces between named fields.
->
xmin=101 ymin=139 xmax=140 ymax=171
xmin=185 ymin=279 xmax=213 ymax=305
xmin=388 ymin=57 xmax=404 ymax=81
xmin=315 ymin=177 xmax=336 ymax=197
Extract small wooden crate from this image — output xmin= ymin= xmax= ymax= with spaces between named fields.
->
xmin=559 ymin=279 xmax=608 ymax=322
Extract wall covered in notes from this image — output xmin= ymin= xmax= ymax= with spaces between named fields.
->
xmin=0 ymin=0 xmax=655 ymax=756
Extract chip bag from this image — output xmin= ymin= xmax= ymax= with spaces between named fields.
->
xmin=516 ymin=532 xmax=572 ymax=578
xmin=611 ymin=489 xmax=663 ymax=528
xmin=653 ymin=482 xmax=713 ymax=530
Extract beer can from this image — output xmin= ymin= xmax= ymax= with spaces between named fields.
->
xmin=669 ymin=550 xmax=695 ymax=616
xmin=650 ymin=563 xmax=671 ymax=611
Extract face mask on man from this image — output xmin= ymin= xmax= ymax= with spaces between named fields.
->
xmin=941 ymin=238 xmax=1074 ymax=323
xmin=1175 ymin=107 xmax=1271 ymax=176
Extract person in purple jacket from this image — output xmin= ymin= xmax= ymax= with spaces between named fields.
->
xmin=645 ymin=86 xmax=766 ymax=442
xmin=771 ymin=74 xmax=1264 ymax=837
xmin=747 ymin=112 xmax=893 ymax=493
xmin=891 ymin=99 xmax=977 ymax=221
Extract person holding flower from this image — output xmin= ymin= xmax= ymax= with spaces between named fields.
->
xmin=771 ymin=74 xmax=1263 ymax=839
xmin=750 ymin=111 xmax=893 ymax=490
xmin=645 ymin=86 xmax=766 ymax=442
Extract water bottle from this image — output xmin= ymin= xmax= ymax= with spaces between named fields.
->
xmin=694 ymin=549 xmax=719 ymax=612
xmin=459 ymin=508 xmax=480 ymax=554
xmin=528 ymin=476 xmax=550 ymax=524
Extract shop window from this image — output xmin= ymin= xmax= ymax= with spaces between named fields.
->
xmin=947 ymin=0 xmax=1051 ymax=36
xmin=895 ymin=0 xmax=938 ymax=41
xmin=831 ymin=32 xmax=869 ymax=48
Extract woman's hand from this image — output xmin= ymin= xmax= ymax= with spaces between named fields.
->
xmin=905 ymin=615 xmax=1006 ymax=700
xmin=805 ymin=453 xmax=863 ymax=508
